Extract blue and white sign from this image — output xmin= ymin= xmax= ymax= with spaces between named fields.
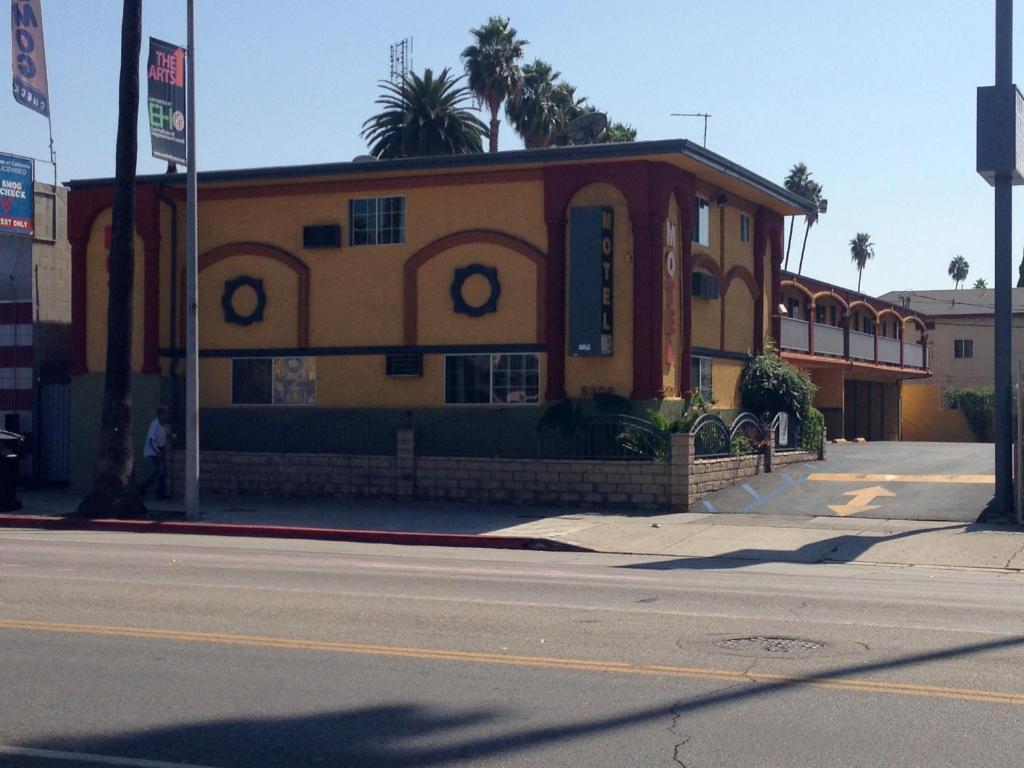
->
xmin=0 ymin=153 xmax=33 ymax=236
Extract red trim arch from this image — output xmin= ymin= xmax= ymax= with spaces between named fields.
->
xmin=193 ymin=242 xmax=311 ymax=347
xmin=402 ymin=230 xmax=546 ymax=346
xmin=848 ymin=300 xmax=880 ymax=321
xmin=725 ymin=265 xmax=758 ymax=298
xmin=692 ymin=254 xmax=724 ymax=281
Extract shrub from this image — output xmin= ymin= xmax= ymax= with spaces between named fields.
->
xmin=739 ymin=340 xmax=817 ymax=425
xmin=800 ymin=406 xmax=825 ymax=452
xmin=944 ymin=387 xmax=993 ymax=442
xmin=617 ymin=393 xmax=713 ymax=460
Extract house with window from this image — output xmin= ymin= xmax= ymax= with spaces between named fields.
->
xmin=877 ymin=287 xmax=1024 ymax=441
xmin=778 ymin=273 xmax=930 ymax=441
xmin=68 ymin=139 xmax=898 ymax=490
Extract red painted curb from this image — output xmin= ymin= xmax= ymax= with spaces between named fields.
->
xmin=0 ymin=514 xmax=588 ymax=552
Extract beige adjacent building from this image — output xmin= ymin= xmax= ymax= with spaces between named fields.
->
xmin=878 ymin=287 xmax=1024 ymax=441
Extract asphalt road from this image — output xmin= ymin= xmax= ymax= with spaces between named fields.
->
xmin=702 ymin=441 xmax=996 ymax=522
xmin=2 ymin=530 xmax=1024 ymax=767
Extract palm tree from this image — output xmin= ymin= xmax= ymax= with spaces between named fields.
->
xmin=973 ymin=278 xmax=989 ymax=289
xmin=595 ymin=121 xmax=637 ymax=143
xmin=361 ymin=68 xmax=486 ymax=159
xmin=549 ymin=82 xmax=590 ymax=146
xmin=77 ymin=0 xmax=144 ymax=518
xmin=948 ymin=255 xmax=969 ymax=289
xmin=796 ymin=179 xmax=823 ymax=275
xmin=849 ymin=233 xmax=875 ymax=293
xmin=461 ymin=16 xmax=528 ymax=153
xmin=506 ymin=59 xmax=561 ymax=148
xmin=783 ymin=163 xmax=812 ymax=269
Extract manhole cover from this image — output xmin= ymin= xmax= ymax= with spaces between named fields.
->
xmin=715 ymin=636 xmax=826 ymax=655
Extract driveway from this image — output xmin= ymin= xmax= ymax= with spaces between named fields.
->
xmin=698 ymin=442 xmax=995 ymax=523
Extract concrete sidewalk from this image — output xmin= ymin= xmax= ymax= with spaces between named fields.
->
xmin=9 ymin=487 xmax=1024 ymax=571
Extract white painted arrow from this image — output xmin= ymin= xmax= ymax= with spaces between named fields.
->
xmin=827 ymin=486 xmax=895 ymax=517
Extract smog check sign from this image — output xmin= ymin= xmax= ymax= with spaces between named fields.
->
xmin=0 ymin=153 xmax=33 ymax=237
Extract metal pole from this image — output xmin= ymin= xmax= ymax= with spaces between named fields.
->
xmin=184 ymin=0 xmax=200 ymax=519
xmin=994 ymin=0 xmax=1014 ymax=516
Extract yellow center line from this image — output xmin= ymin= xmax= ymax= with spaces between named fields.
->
xmin=808 ymin=473 xmax=995 ymax=484
xmin=1 ymin=619 xmax=1022 ymax=707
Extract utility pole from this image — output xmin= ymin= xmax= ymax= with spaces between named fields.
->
xmin=993 ymin=0 xmax=1013 ymax=518
xmin=184 ymin=0 xmax=200 ymax=520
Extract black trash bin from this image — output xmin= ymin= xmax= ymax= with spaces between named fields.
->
xmin=0 ymin=430 xmax=25 ymax=512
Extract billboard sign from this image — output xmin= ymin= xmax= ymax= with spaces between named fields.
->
xmin=0 ymin=152 xmax=33 ymax=236
xmin=568 ymin=206 xmax=614 ymax=356
xmin=11 ymin=0 xmax=49 ymax=116
xmin=147 ymin=37 xmax=187 ymax=164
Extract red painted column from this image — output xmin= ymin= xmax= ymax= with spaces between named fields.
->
xmin=70 ymin=237 xmax=88 ymax=374
xmin=138 ymin=186 xmax=162 ymax=374
xmin=630 ymin=210 xmax=656 ymax=399
xmin=873 ymin=321 xmax=880 ymax=363
xmin=752 ymin=209 xmax=766 ymax=355
xmin=770 ymin=222 xmax=784 ymax=346
xmin=899 ymin=323 xmax=905 ymax=368
xmin=808 ymin=303 xmax=816 ymax=355
xmin=843 ymin=311 xmax=851 ymax=359
xmin=544 ymin=213 xmax=567 ymax=401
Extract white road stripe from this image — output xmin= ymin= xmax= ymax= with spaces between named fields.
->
xmin=0 ymin=744 xmax=222 ymax=768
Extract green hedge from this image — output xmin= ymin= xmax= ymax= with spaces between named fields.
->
xmin=944 ymin=388 xmax=993 ymax=442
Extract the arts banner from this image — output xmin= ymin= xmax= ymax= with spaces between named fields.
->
xmin=147 ymin=37 xmax=187 ymax=164
xmin=0 ymin=153 xmax=33 ymax=237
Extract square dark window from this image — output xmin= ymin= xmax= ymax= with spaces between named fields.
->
xmin=232 ymin=358 xmax=273 ymax=404
xmin=349 ymin=196 xmax=405 ymax=247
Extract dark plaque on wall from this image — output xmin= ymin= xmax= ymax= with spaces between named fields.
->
xmin=451 ymin=264 xmax=501 ymax=317
xmin=222 ymin=275 xmax=266 ymax=326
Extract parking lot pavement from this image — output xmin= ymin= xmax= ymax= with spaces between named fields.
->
xmin=699 ymin=442 xmax=995 ymax=523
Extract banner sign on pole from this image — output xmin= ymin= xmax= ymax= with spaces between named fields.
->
xmin=147 ymin=37 xmax=187 ymax=164
xmin=0 ymin=152 xmax=34 ymax=236
xmin=11 ymin=0 xmax=50 ymax=116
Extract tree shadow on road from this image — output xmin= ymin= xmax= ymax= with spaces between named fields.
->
xmin=16 ymin=632 xmax=1024 ymax=767
xmin=617 ymin=523 xmax=1007 ymax=570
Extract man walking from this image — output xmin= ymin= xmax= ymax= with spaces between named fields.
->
xmin=139 ymin=405 xmax=171 ymax=500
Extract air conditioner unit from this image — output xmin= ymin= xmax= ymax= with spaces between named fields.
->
xmin=386 ymin=352 xmax=423 ymax=378
xmin=692 ymin=272 xmax=720 ymax=300
xmin=303 ymin=224 xmax=342 ymax=249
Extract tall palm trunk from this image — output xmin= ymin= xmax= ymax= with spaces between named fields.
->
xmin=77 ymin=0 xmax=145 ymax=518
xmin=784 ymin=217 xmax=795 ymax=270
xmin=857 ymin=268 xmax=863 ymax=293
xmin=796 ymin=220 xmax=813 ymax=275
xmin=488 ymin=96 xmax=501 ymax=153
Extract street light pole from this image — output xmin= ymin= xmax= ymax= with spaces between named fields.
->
xmin=994 ymin=0 xmax=1014 ymax=517
xmin=184 ymin=0 xmax=200 ymax=520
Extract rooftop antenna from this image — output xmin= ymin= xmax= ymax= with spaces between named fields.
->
xmin=389 ymin=37 xmax=411 ymax=85
xmin=671 ymin=112 xmax=712 ymax=147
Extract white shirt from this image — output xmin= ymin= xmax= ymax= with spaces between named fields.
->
xmin=144 ymin=419 xmax=168 ymax=458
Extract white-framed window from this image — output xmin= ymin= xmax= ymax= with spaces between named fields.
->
xmin=348 ymin=196 xmax=405 ymax=246
xmin=231 ymin=357 xmax=317 ymax=405
xmin=690 ymin=356 xmax=712 ymax=400
xmin=444 ymin=353 xmax=540 ymax=405
xmin=692 ymin=197 xmax=710 ymax=247
xmin=954 ymin=339 xmax=974 ymax=359
xmin=739 ymin=213 xmax=751 ymax=243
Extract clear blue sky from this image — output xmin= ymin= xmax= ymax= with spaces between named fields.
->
xmin=4 ymin=1 xmax=1021 ymax=296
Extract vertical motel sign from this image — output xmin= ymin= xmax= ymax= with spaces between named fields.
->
xmin=569 ymin=206 xmax=614 ymax=356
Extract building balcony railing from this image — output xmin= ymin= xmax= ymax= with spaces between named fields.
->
xmin=779 ymin=316 xmax=928 ymax=370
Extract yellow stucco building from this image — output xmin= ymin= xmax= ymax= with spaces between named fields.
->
xmin=68 ymin=140 xmax=817 ymax=485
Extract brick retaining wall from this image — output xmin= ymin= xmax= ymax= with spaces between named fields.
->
xmin=169 ymin=429 xmax=821 ymax=512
